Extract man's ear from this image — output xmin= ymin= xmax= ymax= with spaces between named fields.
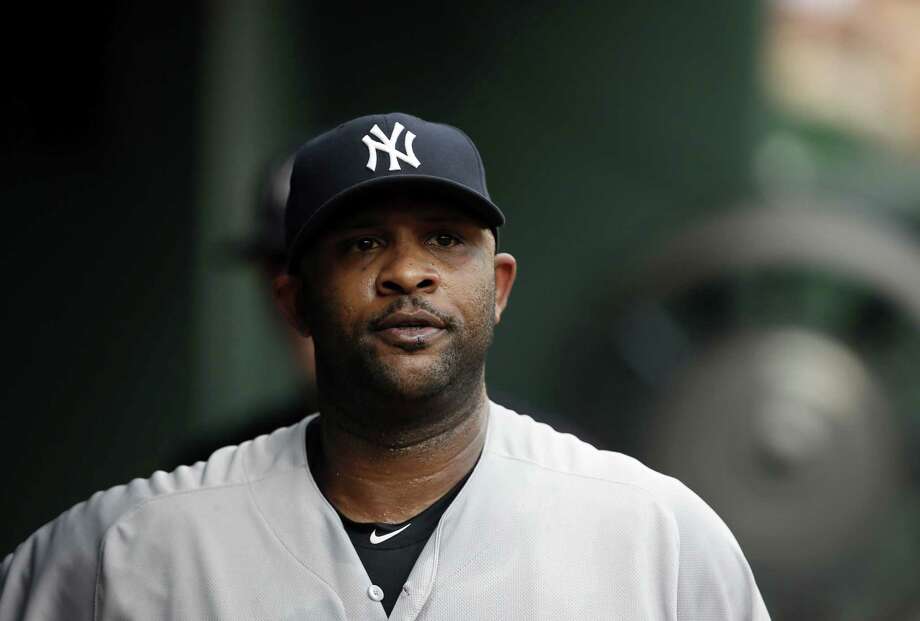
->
xmin=493 ymin=252 xmax=517 ymax=325
xmin=273 ymin=273 xmax=311 ymax=337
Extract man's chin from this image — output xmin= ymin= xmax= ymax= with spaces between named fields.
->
xmin=385 ymin=340 xmax=429 ymax=353
xmin=364 ymin=359 xmax=453 ymax=401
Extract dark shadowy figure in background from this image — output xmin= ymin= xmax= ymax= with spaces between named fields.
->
xmin=171 ymin=154 xmax=318 ymax=465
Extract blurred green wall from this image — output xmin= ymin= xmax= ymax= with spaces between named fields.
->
xmin=0 ymin=1 xmax=760 ymax=554
xmin=1 ymin=5 xmax=203 ymax=552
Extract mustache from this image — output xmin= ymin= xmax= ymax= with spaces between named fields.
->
xmin=368 ymin=297 xmax=458 ymax=332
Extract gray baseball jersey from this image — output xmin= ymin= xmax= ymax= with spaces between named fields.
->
xmin=1 ymin=401 xmax=770 ymax=620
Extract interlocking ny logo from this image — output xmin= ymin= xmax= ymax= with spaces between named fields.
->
xmin=362 ymin=122 xmax=421 ymax=172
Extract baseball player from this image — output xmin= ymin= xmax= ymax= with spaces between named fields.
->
xmin=0 ymin=112 xmax=770 ymax=620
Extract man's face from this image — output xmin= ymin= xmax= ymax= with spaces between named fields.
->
xmin=292 ymin=195 xmax=515 ymax=406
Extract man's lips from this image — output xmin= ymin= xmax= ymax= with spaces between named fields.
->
xmin=374 ymin=309 xmax=447 ymax=330
xmin=372 ymin=309 xmax=448 ymax=348
xmin=375 ymin=325 xmax=445 ymax=347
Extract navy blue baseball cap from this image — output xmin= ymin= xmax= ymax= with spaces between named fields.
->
xmin=285 ymin=112 xmax=505 ymax=273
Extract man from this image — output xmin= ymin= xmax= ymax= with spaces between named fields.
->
xmin=1 ymin=112 xmax=769 ymax=620
xmin=173 ymin=148 xmax=570 ymax=468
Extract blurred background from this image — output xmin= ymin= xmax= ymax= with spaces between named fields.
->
xmin=2 ymin=1 xmax=919 ymax=618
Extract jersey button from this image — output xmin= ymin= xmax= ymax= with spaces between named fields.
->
xmin=367 ymin=584 xmax=385 ymax=602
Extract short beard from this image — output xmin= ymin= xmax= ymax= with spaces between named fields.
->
xmin=304 ymin=284 xmax=496 ymax=442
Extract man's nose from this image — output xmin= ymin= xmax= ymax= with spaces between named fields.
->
xmin=376 ymin=243 xmax=440 ymax=296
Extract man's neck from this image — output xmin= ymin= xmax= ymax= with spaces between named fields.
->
xmin=313 ymin=388 xmax=489 ymax=524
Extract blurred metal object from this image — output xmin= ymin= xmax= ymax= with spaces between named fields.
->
xmin=650 ymin=327 xmax=898 ymax=580
xmin=638 ymin=205 xmax=920 ymax=325
xmin=630 ymin=207 xmax=919 ymax=578
xmin=568 ymin=204 xmax=920 ymax=615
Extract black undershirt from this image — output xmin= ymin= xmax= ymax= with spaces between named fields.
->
xmin=305 ymin=418 xmax=474 ymax=616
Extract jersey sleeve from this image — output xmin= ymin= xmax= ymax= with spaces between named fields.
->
xmin=0 ymin=492 xmax=112 ymax=621
xmin=664 ymin=478 xmax=771 ymax=621
xmin=0 ymin=473 xmax=177 ymax=621
xmin=1 ymin=440 xmax=258 ymax=621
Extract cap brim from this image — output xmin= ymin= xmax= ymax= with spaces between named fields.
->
xmin=286 ymin=174 xmax=505 ymax=273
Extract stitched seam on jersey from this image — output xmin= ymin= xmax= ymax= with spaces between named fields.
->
xmin=395 ymin=406 xmax=492 ymax=617
xmin=94 ymin=478 xmax=258 ymax=621
xmin=487 ymin=448 xmax=685 ymax=496
xmin=437 ymin=404 xmax=492 ymax=524
xmin=242 ymin=441 xmax=350 ymax=618
xmin=491 ymin=450 xmax=684 ymax=615
xmin=410 ymin=406 xmax=491 ymax=601
xmin=411 ymin=515 xmax=443 ymax=619
xmin=94 ymin=539 xmax=102 ymax=621
xmin=675 ymin=520 xmax=683 ymax=620
xmin=671 ymin=492 xmax=689 ymax=621
xmin=90 ymin=422 xmax=314 ymax=619
xmin=485 ymin=407 xmax=684 ymax=518
xmin=489 ymin=451 xmax=685 ymax=531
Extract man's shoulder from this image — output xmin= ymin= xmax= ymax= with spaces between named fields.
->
xmin=44 ymin=419 xmax=304 ymax=538
xmin=1 ymin=418 xmax=309 ymax=610
xmin=486 ymin=401 xmax=716 ymax=524
xmin=487 ymin=401 xmax=677 ymax=489
xmin=485 ymin=402 xmax=769 ymax=619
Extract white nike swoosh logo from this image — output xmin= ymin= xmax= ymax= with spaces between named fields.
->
xmin=369 ymin=522 xmax=412 ymax=544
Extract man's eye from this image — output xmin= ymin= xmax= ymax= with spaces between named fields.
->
xmin=351 ymin=237 xmax=382 ymax=252
xmin=430 ymin=233 xmax=461 ymax=248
